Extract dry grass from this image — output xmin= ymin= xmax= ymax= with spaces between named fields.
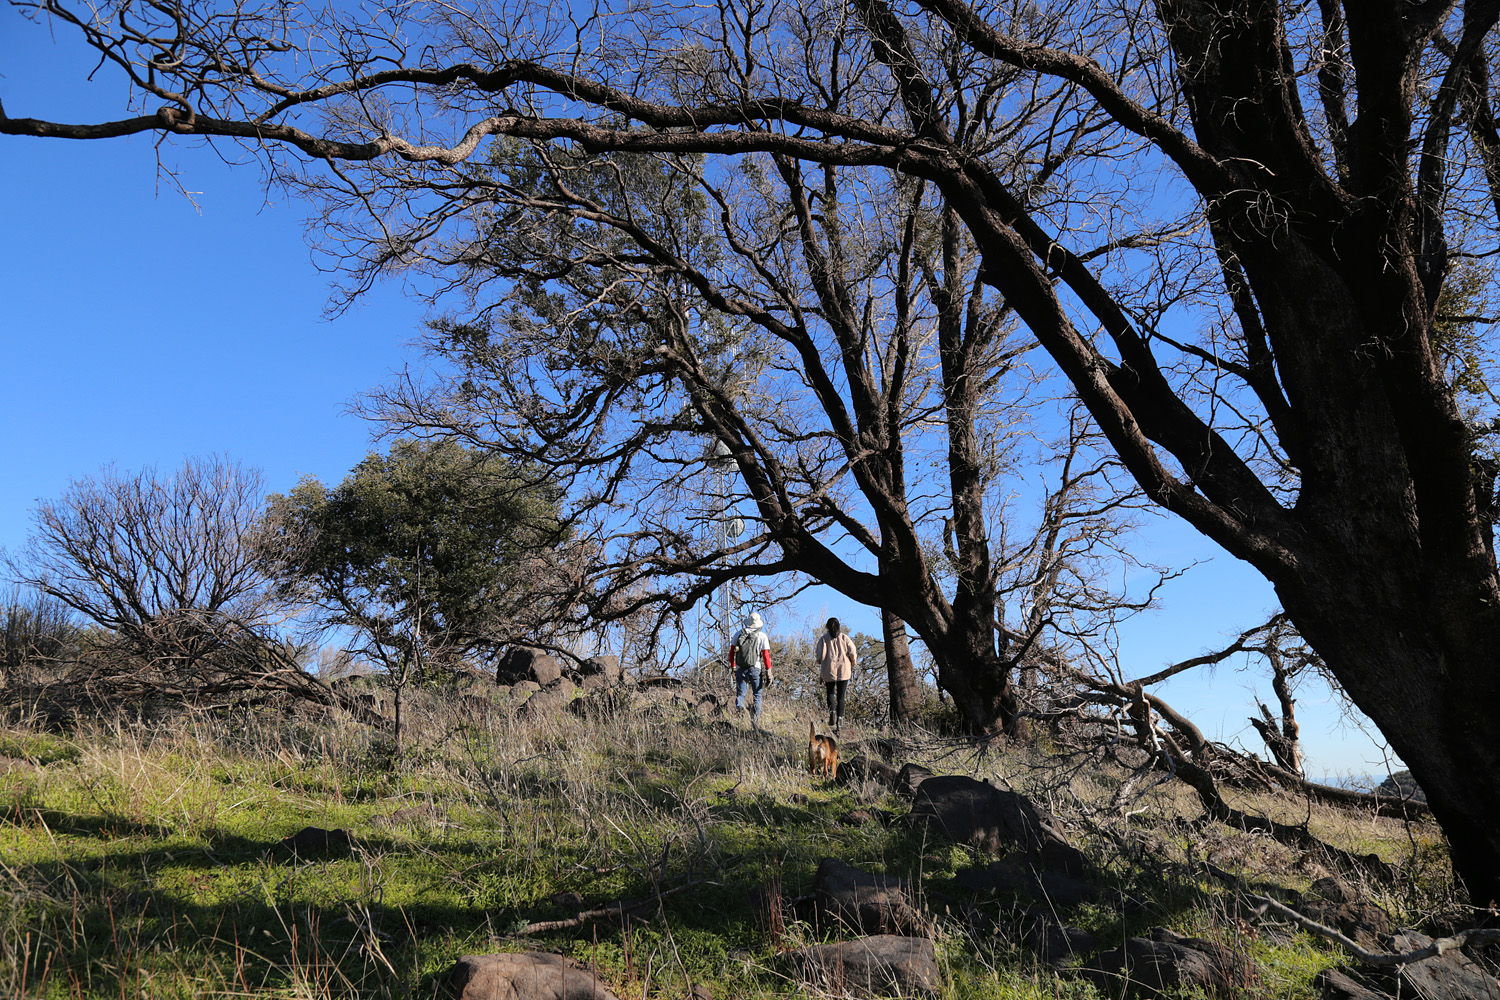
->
xmin=0 ymin=682 xmax=1462 ymax=998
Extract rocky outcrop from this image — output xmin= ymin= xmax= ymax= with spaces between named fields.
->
xmin=1311 ymin=931 xmax=1500 ymax=1000
xmin=895 ymin=763 xmax=934 ymax=797
xmin=516 ymin=686 xmax=571 ymax=719
xmin=497 ymin=647 xmax=563 ymax=687
xmin=577 ymin=655 xmax=622 ymax=684
xmin=835 ymin=754 xmax=900 ymax=789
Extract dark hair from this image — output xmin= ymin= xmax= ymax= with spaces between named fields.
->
xmin=826 ymin=617 xmax=840 ymax=633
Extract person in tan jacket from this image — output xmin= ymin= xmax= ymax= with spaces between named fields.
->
xmin=814 ymin=617 xmax=858 ymax=732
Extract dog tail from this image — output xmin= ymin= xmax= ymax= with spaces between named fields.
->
xmin=809 ymin=718 xmax=816 ymax=740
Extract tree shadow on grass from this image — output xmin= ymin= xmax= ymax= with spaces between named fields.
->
xmin=3 ymin=809 xmax=753 ymax=998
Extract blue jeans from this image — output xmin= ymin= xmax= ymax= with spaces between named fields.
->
xmin=735 ymin=665 xmax=767 ymax=723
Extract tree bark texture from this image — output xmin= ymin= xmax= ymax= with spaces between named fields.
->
xmin=880 ymin=608 xmax=922 ymax=724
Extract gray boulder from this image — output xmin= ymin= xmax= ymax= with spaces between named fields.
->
xmin=1392 ymin=931 xmax=1500 ymax=1000
xmin=1316 ymin=969 xmax=1394 ymax=1000
xmin=450 ymin=952 xmax=622 ymax=1000
xmin=1083 ymin=927 xmax=1256 ymax=999
xmin=836 ymin=755 xmax=900 ymax=789
xmin=787 ymin=935 xmax=939 ymax=998
xmin=578 ymin=655 xmax=623 ymax=683
xmin=1016 ymin=910 xmax=1096 ymax=967
xmin=896 ymin=763 xmax=934 ymax=797
xmin=1298 ymin=878 xmax=1393 ymax=950
xmin=497 ymin=647 xmax=563 ymax=687
xmin=814 ymin=858 xmax=927 ymax=936
xmin=567 ymin=689 xmax=630 ymax=721
xmin=954 ymin=859 xmax=1098 ymax=909
xmin=516 ymin=687 xmax=570 ymax=719
xmin=909 ymin=776 xmax=1090 ymax=876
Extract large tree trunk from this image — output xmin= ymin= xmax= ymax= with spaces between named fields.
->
xmin=1278 ymin=558 xmax=1500 ymax=908
xmin=881 ymin=608 xmax=922 ymax=723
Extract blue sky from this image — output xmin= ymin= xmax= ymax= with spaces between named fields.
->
xmin=0 ymin=10 xmax=1397 ymax=780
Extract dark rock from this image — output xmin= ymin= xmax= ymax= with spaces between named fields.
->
xmin=1082 ymin=927 xmax=1257 ymax=999
xmin=1392 ymin=931 xmax=1500 ymax=1000
xmin=517 ymin=687 xmax=570 ymax=719
xmin=896 ymin=763 xmax=934 ymax=797
xmin=277 ymin=826 xmax=353 ymax=857
xmin=1376 ymin=769 xmax=1427 ymax=805
xmin=497 ymin=647 xmax=563 ymax=687
xmin=578 ymin=655 xmax=622 ymax=683
xmin=814 ymin=857 xmax=927 ymax=936
xmin=840 ymin=809 xmax=877 ymax=826
xmin=1016 ymin=910 xmax=1096 ymax=967
xmin=450 ymin=952 xmax=622 ymax=1000
xmin=551 ymin=891 xmax=585 ymax=911
xmin=1298 ymin=878 xmax=1393 ymax=950
xmin=954 ymin=859 xmax=1098 ymax=909
xmin=635 ymin=675 xmax=685 ymax=689
xmin=836 ymin=755 xmax=900 ymax=789
xmin=787 ymin=935 xmax=940 ymax=998
xmin=909 ymin=776 xmax=1090 ymax=876
xmin=1316 ymin=968 xmax=1394 ymax=1000
xmin=567 ymin=689 xmax=628 ymax=721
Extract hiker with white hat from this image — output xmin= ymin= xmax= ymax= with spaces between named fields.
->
xmin=727 ymin=611 xmax=775 ymax=732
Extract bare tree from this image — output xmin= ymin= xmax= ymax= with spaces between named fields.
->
xmin=9 ymin=0 xmax=1500 ymax=903
xmin=1 ymin=456 xmax=325 ymax=710
xmin=0 ymin=584 xmax=78 ymax=692
xmin=354 ymin=146 xmax=1161 ymax=734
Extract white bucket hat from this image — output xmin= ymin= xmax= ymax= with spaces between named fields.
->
xmin=742 ymin=611 xmax=763 ymax=630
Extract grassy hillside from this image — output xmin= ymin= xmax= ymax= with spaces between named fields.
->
xmin=0 ymin=682 xmax=1458 ymax=998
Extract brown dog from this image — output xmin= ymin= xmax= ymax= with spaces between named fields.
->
xmin=808 ymin=720 xmax=839 ymax=779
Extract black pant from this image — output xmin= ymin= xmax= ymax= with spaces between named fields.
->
xmin=825 ymin=679 xmax=848 ymax=719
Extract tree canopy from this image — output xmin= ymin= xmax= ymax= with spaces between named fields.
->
xmin=266 ymin=438 xmax=574 ymax=666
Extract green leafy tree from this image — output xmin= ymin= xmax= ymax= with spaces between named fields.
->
xmin=267 ymin=439 xmax=574 ymax=741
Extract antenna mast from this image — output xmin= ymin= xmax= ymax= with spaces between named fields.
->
xmin=708 ymin=440 xmax=743 ymax=652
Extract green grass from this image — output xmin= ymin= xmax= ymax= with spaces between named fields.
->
xmin=0 ymin=691 xmax=1460 ymax=998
